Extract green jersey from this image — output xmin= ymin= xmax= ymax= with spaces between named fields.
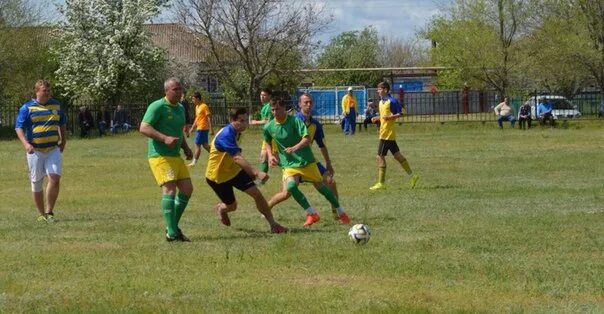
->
xmin=259 ymin=102 xmax=273 ymax=120
xmin=142 ymin=97 xmax=185 ymax=158
xmin=263 ymin=115 xmax=315 ymax=168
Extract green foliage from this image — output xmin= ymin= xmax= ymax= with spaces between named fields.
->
xmin=423 ymin=0 xmax=533 ymax=95
xmin=0 ymin=0 xmax=57 ymax=105
xmin=54 ymin=0 xmax=168 ymax=105
xmin=1 ymin=123 xmax=603 ymax=312
xmin=315 ymin=26 xmax=382 ymax=86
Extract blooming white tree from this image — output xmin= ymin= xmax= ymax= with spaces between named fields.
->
xmin=55 ymin=0 xmax=167 ymax=104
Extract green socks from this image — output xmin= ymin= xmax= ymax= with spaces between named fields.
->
xmin=161 ymin=194 xmax=177 ymax=237
xmin=260 ymin=161 xmax=269 ymax=173
xmin=287 ymin=180 xmax=311 ymax=210
xmin=317 ymin=184 xmax=340 ymax=208
xmin=174 ymin=193 xmax=190 ymax=225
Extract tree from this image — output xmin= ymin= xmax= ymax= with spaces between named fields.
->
xmin=0 ymin=0 xmax=55 ymax=105
xmin=314 ymin=26 xmax=382 ymax=86
xmin=424 ymin=0 xmax=533 ymax=97
xmin=54 ymin=0 xmax=168 ymax=105
xmin=174 ymin=0 xmax=330 ymax=103
xmin=377 ymin=37 xmax=430 ymax=68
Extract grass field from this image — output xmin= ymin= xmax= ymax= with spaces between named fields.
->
xmin=1 ymin=122 xmax=603 ymax=313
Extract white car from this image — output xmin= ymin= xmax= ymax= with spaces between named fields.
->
xmin=525 ymin=95 xmax=582 ymax=120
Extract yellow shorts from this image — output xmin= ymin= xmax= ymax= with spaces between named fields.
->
xmin=148 ymin=156 xmax=190 ymax=186
xmin=261 ymin=140 xmax=279 ymax=153
xmin=282 ymin=162 xmax=322 ymax=183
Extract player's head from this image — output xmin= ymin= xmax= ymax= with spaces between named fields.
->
xmin=192 ymin=92 xmax=202 ymax=104
xmin=260 ymin=88 xmax=272 ymax=103
xmin=164 ymin=78 xmax=183 ymax=104
xmin=34 ymin=80 xmax=51 ymax=103
xmin=377 ymin=81 xmax=390 ymax=98
xmin=299 ymin=93 xmax=313 ymax=115
xmin=229 ymin=107 xmax=249 ymax=131
xmin=270 ymin=96 xmax=287 ymax=120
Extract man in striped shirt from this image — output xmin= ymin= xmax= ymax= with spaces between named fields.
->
xmin=15 ymin=80 xmax=67 ymax=222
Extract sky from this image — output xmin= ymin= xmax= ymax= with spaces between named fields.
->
xmin=41 ymin=0 xmax=452 ymax=44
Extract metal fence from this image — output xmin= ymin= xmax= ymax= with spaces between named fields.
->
xmin=1 ymin=90 xmax=602 ymax=137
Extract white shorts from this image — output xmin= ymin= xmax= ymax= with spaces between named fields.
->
xmin=27 ymin=147 xmax=62 ymax=182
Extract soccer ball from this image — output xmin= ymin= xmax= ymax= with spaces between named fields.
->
xmin=348 ymin=224 xmax=370 ymax=244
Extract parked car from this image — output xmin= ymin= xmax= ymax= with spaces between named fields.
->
xmin=525 ymin=95 xmax=582 ymax=120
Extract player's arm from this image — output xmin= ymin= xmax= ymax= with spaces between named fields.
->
xmin=250 ymin=118 xmax=268 ymax=125
xmin=285 ymin=136 xmax=310 ymax=154
xmin=58 ymin=124 xmax=67 ymax=152
xmin=181 ymin=131 xmax=193 ymax=160
xmin=319 ymin=146 xmax=334 ymax=175
xmin=139 ymin=122 xmax=179 ymax=148
xmin=232 ymin=153 xmax=268 ymax=183
xmin=15 ymin=128 xmax=34 ymax=154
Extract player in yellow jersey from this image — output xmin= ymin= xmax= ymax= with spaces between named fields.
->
xmin=369 ymin=81 xmax=419 ymax=190
xmin=15 ymin=80 xmax=67 ymax=222
xmin=205 ymin=107 xmax=287 ymax=234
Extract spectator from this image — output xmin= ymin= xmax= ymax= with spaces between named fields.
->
xmin=78 ymin=106 xmax=94 ymax=137
xmin=518 ymin=102 xmax=532 ymax=130
xmin=494 ymin=97 xmax=516 ymax=129
xmin=341 ymin=87 xmax=358 ymax=135
xmin=363 ymin=100 xmax=380 ymax=130
xmin=112 ymin=105 xmax=130 ymax=134
xmin=537 ymin=97 xmax=554 ymax=127
xmin=97 ymin=106 xmax=111 ymax=136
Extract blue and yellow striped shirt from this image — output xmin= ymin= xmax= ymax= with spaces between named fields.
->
xmin=15 ymin=98 xmax=66 ymax=152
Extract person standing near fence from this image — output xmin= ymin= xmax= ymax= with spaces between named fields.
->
xmin=370 ymin=81 xmax=419 ymax=191
xmin=15 ymin=80 xmax=67 ymax=222
xmin=250 ymin=88 xmax=273 ymax=173
xmin=139 ymin=78 xmax=194 ymax=242
xmin=97 ymin=106 xmax=111 ymax=136
xmin=188 ymin=92 xmax=214 ymax=167
xmin=341 ymin=87 xmax=358 ymax=135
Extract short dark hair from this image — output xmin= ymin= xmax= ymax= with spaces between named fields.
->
xmin=229 ymin=107 xmax=248 ymax=121
xmin=270 ymin=96 xmax=285 ymax=107
xmin=377 ymin=81 xmax=390 ymax=91
xmin=193 ymin=92 xmax=202 ymax=99
xmin=260 ymin=88 xmax=272 ymax=95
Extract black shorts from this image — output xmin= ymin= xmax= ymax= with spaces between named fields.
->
xmin=377 ymin=139 xmax=400 ymax=156
xmin=206 ymin=170 xmax=255 ymax=205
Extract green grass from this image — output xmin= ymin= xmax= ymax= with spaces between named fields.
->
xmin=1 ymin=122 xmax=603 ymax=313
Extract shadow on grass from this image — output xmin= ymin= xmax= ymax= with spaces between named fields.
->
xmin=196 ymin=226 xmax=336 ymax=241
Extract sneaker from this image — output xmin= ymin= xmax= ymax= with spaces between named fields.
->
xmin=331 ymin=209 xmax=340 ymax=220
xmin=338 ymin=212 xmax=351 ymax=225
xmin=303 ymin=213 xmax=320 ymax=227
xmin=37 ymin=215 xmax=47 ymax=222
xmin=166 ymin=228 xmax=191 ymax=242
xmin=270 ymin=224 xmax=288 ymax=234
xmin=45 ymin=214 xmax=56 ymax=223
xmin=216 ymin=206 xmax=231 ymax=226
xmin=408 ymin=174 xmax=420 ymax=189
xmin=369 ymin=182 xmax=386 ymax=190
xmin=166 ymin=233 xmax=179 ymax=242
xmin=176 ymin=232 xmax=191 ymax=242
